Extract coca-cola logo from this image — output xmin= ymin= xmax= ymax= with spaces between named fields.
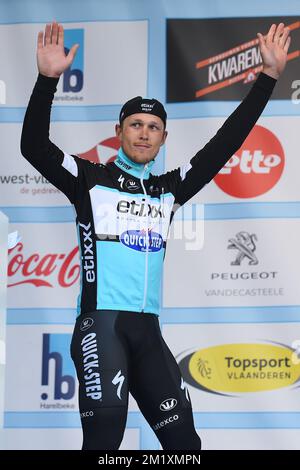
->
xmin=214 ymin=125 xmax=284 ymax=198
xmin=7 ymin=243 xmax=80 ymax=288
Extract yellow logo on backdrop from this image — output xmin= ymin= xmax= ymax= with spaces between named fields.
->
xmin=186 ymin=343 xmax=300 ymax=394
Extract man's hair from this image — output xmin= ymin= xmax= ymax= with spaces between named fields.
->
xmin=119 ymin=96 xmax=167 ymax=127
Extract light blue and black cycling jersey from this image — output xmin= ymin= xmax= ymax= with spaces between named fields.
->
xmin=21 ymin=72 xmax=276 ymax=316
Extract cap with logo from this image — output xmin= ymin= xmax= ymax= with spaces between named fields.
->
xmin=119 ymin=96 xmax=167 ymax=127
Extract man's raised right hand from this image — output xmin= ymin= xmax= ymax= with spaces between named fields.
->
xmin=37 ymin=21 xmax=79 ymax=78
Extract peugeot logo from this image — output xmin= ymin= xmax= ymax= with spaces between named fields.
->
xmin=80 ymin=317 xmax=94 ymax=331
xmin=159 ymin=398 xmax=178 ymax=412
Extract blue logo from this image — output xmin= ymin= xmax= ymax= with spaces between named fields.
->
xmin=120 ymin=230 xmax=163 ymax=252
xmin=41 ymin=333 xmax=75 ymax=400
xmin=63 ymin=29 xmax=84 ymax=93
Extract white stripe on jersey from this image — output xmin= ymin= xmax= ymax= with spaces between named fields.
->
xmin=62 ymin=152 xmax=78 ymax=177
xmin=180 ymin=162 xmax=192 ymax=181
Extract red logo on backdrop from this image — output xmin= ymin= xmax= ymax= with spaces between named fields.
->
xmin=7 ymin=243 xmax=80 ymax=288
xmin=214 ymin=125 xmax=284 ymax=198
xmin=78 ymin=136 xmax=120 ymax=164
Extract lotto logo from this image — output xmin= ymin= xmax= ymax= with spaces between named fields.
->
xmin=214 ymin=125 xmax=284 ymax=198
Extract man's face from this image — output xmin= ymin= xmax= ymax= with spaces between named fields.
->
xmin=115 ymin=113 xmax=168 ymax=164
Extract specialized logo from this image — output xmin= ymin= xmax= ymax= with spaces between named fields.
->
xmin=80 ymin=317 xmax=94 ymax=332
xmin=79 ymin=222 xmax=95 ymax=283
xmin=125 ymin=179 xmax=140 ymax=191
xmin=180 ymin=378 xmax=190 ymax=402
xmin=160 ymin=398 xmax=178 ymax=412
xmin=214 ymin=125 xmax=284 ymax=198
xmin=118 ymin=174 xmax=125 ymax=189
xmin=112 ymin=370 xmax=125 ymax=400
xmin=120 ymin=229 xmax=163 ymax=252
xmin=228 ymin=231 xmax=258 ymax=266
xmin=41 ymin=333 xmax=75 ymax=402
xmin=153 ymin=415 xmax=179 ymax=431
xmin=81 ymin=332 xmax=102 ymax=400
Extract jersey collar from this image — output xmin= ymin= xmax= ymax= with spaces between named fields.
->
xmin=114 ymin=147 xmax=155 ymax=180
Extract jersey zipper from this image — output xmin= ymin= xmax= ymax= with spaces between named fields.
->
xmin=160 ymin=186 xmax=165 ymax=238
xmin=140 ymin=163 xmax=149 ymax=312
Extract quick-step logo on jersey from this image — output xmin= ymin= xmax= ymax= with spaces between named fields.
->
xmin=120 ymin=229 xmax=163 ymax=252
xmin=81 ymin=332 xmax=102 ymax=400
xmin=79 ymin=222 xmax=95 ymax=283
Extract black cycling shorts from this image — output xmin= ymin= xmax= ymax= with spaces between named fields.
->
xmin=70 ymin=309 xmax=201 ymax=450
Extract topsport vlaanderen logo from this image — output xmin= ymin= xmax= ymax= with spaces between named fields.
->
xmin=214 ymin=125 xmax=284 ymax=198
xmin=177 ymin=342 xmax=300 ymax=396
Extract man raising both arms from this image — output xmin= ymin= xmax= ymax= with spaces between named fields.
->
xmin=21 ymin=22 xmax=290 ymax=449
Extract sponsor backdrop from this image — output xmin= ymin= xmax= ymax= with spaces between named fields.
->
xmin=0 ymin=0 xmax=300 ymax=450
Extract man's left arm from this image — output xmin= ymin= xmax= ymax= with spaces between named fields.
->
xmin=169 ymin=23 xmax=290 ymax=207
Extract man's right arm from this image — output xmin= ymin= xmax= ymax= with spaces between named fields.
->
xmin=20 ymin=21 xmax=81 ymax=204
xmin=21 ymin=73 xmax=82 ymax=204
